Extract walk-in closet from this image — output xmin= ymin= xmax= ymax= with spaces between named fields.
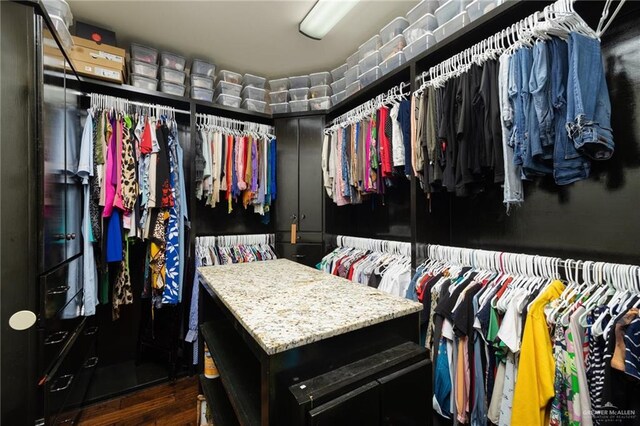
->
xmin=1 ymin=0 xmax=639 ymax=424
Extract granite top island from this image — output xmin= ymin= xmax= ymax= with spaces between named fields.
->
xmin=198 ymin=258 xmax=422 ymax=355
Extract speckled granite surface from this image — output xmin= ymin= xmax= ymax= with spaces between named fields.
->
xmin=198 ymin=259 xmax=422 ymax=355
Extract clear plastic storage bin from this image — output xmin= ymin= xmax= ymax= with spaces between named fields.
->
xmin=49 ymin=15 xmax=73 ymax=50
xmin=214 ymin=81 xmax=242 ymax=98
xmin=289 ymin=88 xmax=309 ymax=101
xmin=380 ymin=52 xmax=406 ymax=76
xmin=346 ymin=81 xmax=361 ymax=97
xmin=310 ymin=72 xmax=332 ymax=87
xmin=403 ymin=13 xmax=438 ymax=44
xmin=380 ymin=17 xmax=410 ymax=44
xmin=215 ymin=94 xmax=241 ymax=108
xmin=130 ymin=60 xmax=157 ymax=79
xmin=269 ymin=78 xmax=289 ymax=91
xmin=43 ymin=0 xmax=73 ymax=27
xmin=191 ymin=74 xmax=214 ymax=90
xmin=434 ymin=11 xmax=470 ymax=42
xmin=131 ymin=43 xmax=158 ymax=64
xmin=160 ymin=52 xmax=186 ymax=71
xmin=289 ymin=100 xmax=309 ymax=112
xmin=466 ymin=0 xmax=498 ymax=21
xmin=269 ymin=90 xmax=288 ymax=104
xmin=380 ymin=34 xmax=407 ymax=62
xmin=331 ymin=77 xmax=346 ymax=94
xmin=160 ymin=81 xmax=186 ymax=97
xmin=218 ymin=70 xmax=242 ymax=85
xmin=347 ymin=52 xmax=360 ymax=69
xmin=358 ymin=51 xmax=382 ymax=75
xmin=289 ymin=75 xmax=310 ymax=89
xmin=435 ymin=0 xmax=471 ymax=25
xmin=242 ymin=86 xmax=267 ymax=101
xmin=310 ymin=97 xmax=331 ymax=111
xmin=160 ymin=67 xmax=186 ymax=85
xmin=130 ymin=74 xmax=157 ymax=91
xmin=403 ymin=32 xmax=437 ymax=61
xmin=191 ymin=87 xmax=214 ymax=102
xmin=345 ymin=66 xmax=359 ymax=86
xmin=242 ymin=99 xmax=267 ymax=113
xmin=270 ymin=103 xmax=289 ymax=114
xmin=243 ymin=73 xmax=266 ymax=89
xmin=406 ymin=0 xmax=439 ymax=24
xmin=360 ymin=66 xmax=381 ymax=87
xmin=310 ymin=85 xmax=331 ymax=99
xmin=191 ymin=59 xmax=216 ymax=77
xmin=331 ymin=91 xmax=346 ymax=105
xmin=358 ymin=35 xmax=383 ymax=61
xmin=331 ymin=64 xmax=348 ymax=81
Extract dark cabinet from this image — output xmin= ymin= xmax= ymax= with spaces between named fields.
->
xmin=1 ymin=4 xmax=95 ymax=424
xmin=275 ymin=116 xmax=324 ymax=234
xmin=275 ymin=116 xmax=325 ymax=266
xmin=41 ymin=68 xmax=83 ymax=273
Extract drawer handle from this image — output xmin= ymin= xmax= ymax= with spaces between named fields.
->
xmin=56 ymin=418 xmax=75 ymax=425
xmin=47 ymin=285 xmax=70 ymax=296
xmin=50 ymin=374 xmax=74 ymax=392
xmin=65 ymin=233 xmax=76 ymax=240
xmin=292 ymin=254 xmax=306 ymax=258
xmin=44 ymin=331 xmax=68 ymax=345
xmin=84 ymin=357 xmax=99 ymax=369
xmin=84 ymin=326 xmax=98 ymax=336
xmin=53 ymin=233 xmax=66 ymax=241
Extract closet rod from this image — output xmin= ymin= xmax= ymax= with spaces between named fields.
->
xmin=426 ymin=244 xmax=639 ymax=277
xmin=71 ymin=90 xmax=192 ymax=115
xmin=414 ymin=0 xmax=627 ymax=94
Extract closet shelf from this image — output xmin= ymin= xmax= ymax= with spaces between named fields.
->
xmin=200 ymin=321 xmax=261 ymax=426
xmin=194 ymin=100 xmax=273 ymax=125
xmin=199 ymin=375 xmax=240 ymax=426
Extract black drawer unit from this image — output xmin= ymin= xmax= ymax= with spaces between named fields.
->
xmin=42 ymin=318 xmax=98 ymax=425
xmin=287 ymin=342 xmax=428 ymax=426
xmin=308 ymin=381 xmax=380 ymax=426
xmin=39 ymin=256 xmax=85 ymax=376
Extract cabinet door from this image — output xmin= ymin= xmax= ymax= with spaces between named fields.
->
xmin=276 ymin=243 xmax=323 ymax=268
xmin=42 ymin=81 xmax=67 ymax=272
xmin=63 ymin=85 xmax=83 ymax=260
xmin=297 ymin=117 xmax=323 ymax=233
xmin=275 ymin=118 xmax=299 ymax=232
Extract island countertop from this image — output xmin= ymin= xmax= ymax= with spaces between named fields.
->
xmin=198 ymin=259 xmax=422 ymax=355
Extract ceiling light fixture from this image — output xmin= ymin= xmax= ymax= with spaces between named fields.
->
xmin=299 ymin=0 xmax=360 ymax=40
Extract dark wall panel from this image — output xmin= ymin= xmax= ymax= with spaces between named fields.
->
xmin=416 ymin=3 xmax=640 ymax=265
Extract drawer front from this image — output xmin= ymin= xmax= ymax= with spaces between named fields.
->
xmin=40 ymin=316 xmax=84 ymax=378
xmin=41 ymin=256 xmax=83 ymax=321
xmin=45 ymin=320 xmax=98 ymax=425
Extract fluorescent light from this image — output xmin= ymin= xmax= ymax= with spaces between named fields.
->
xmin=299 ymin=0 xmax=360 ymax=40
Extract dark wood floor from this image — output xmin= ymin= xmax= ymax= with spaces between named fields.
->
xmin=78 ymin=376 xmax=199 ymax=425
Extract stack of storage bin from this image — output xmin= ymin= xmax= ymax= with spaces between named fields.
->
xmin=330 ymin=64 xmax=347 ymax=106
xmin=268 ymin=78 xmax=289 ymax=114
xmin=289 ymin=75 xmax=310 ymax=113
xmin=309 ymin=72 xmax=332 ymax=111
xmin=158 ymin=51 xmax=187 ymax=97
xmin=241 ymin=73 xmax=268 ymax=113
xmin=403 ymin=1 xmax=438 ymax=61
xmin=189 ymin=59 xmax=216 ymax=102
xmin=130 ymin=43 xmax=159 ymax=91
xmin=379 ymin=17 xmax=409 ymax=75
xmin=358 ymin=35 xmax=383 ymax=88
xmin=42 ymin=0 xmax=73 ymax=49
xmin=214 ymin=70 xmax=243 ymax=108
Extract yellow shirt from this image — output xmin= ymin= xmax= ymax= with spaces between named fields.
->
xmin=511 ymin=279 xmax=566 ymax=426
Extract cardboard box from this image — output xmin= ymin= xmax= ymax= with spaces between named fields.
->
xmin=73 ymin=59 xmax=123 ymax=83
xmin=71 ymin=35 xmax=125 ymax=67
xmin=43 ymin=44 xmax=123 ymax=83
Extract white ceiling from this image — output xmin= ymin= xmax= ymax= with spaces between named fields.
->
xmin=67 ymin=0 xmax=418 ymax=79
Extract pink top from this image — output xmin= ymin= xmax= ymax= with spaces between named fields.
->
xmin=103 ymin=116 xmax=117 ymax=217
